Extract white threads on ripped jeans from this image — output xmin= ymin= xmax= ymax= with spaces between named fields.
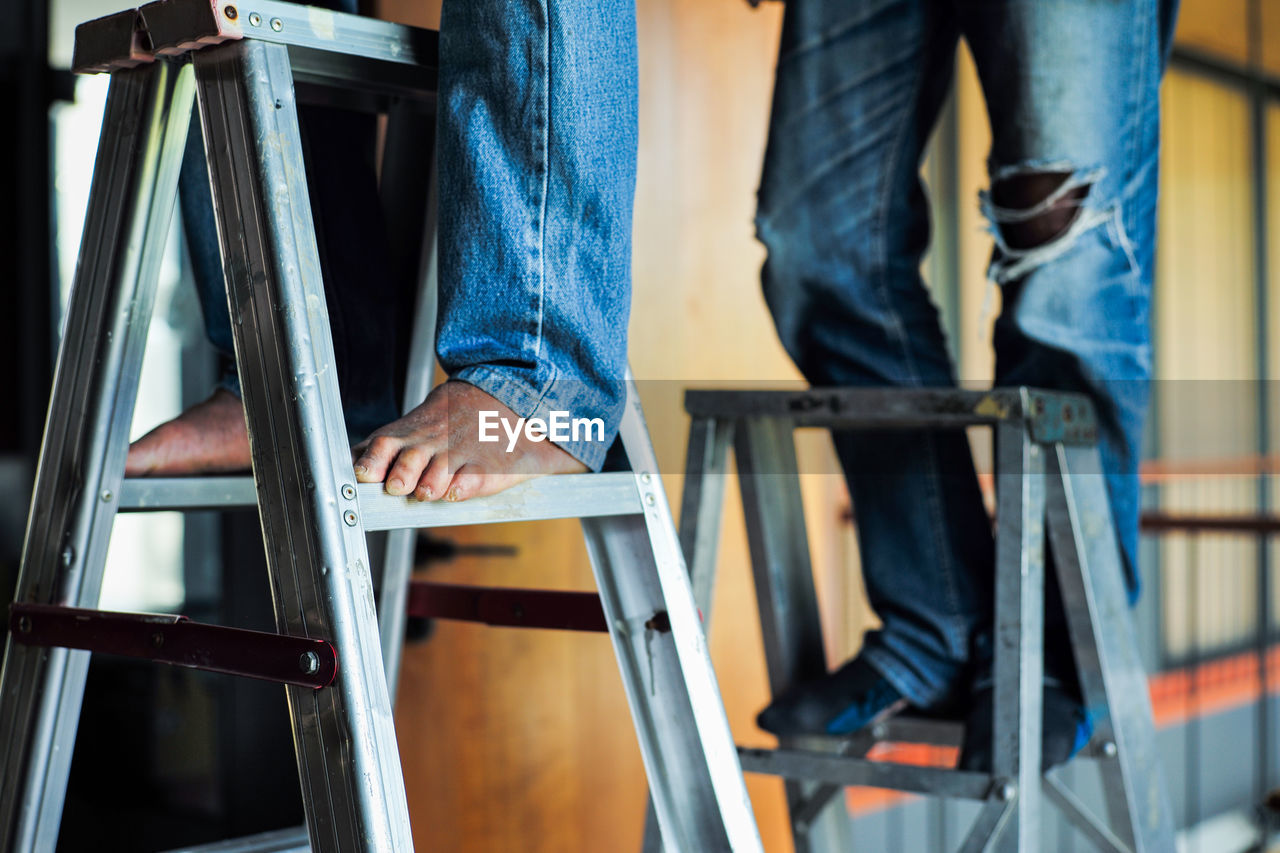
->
xmin=977 ymin=163 xmax=1110 ymax=328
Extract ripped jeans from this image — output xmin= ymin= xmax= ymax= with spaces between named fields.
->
xmin=757 ymin=0 xmax=1178 ymax=706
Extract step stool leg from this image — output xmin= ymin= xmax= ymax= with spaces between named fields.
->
xmin=191 ymin=39 xmax=412 ymax=853
xmin=1045 ymin=443 xmax=1175 ymax=853
xmin=678 ymin=416 xmax=735 ymax=621
xmin=988 ymin=421 xmax=1047 ymax=852
xmin=734 ymin=417 xmax=853 ymax=853
xmin=0 ymin=59 xmax=194 ymax=852
xmin=641 ymin=415 xmax=736 ymax=852
xmin=583 ymin=382 xmax=762 ymax=852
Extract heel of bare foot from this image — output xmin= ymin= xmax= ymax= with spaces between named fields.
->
xmin=124 ymin=387 xmax=253 ymax=477
xmin=351 ymin=380 xmax=592 ymax=503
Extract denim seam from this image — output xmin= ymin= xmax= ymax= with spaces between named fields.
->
xmin=453 ymin=362 xmax=559 ymax=418
xmin=533 ymin=0 xmax=550 ymax=361
xmin=1122 ymin=0 xmax=1155 ymax=244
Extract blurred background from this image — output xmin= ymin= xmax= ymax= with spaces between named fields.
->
xmin=2 ymin=0 xmax=1277 ymax=849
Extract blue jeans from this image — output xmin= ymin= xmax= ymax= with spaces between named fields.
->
xmin=758 ymin=0 xmax=1177 ymax=706
xmin=182 ymin=0 xmax=637 ymax=470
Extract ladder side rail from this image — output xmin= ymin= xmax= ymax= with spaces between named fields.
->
xmin=678 ymin=416 xmax=734 ymax=623
xmin=1045 ymin=443 xmax=1175 ymax=853
xmin=733 ymin=417 xmax=852 ymax=853
xmin=990 ymin=418 xmax=1047 ymax=852
xmin=0 ymin=59 xmax=193 ymax=852
xmin=582 ymin=381 xmax=763 ymax=852
xmin=641 ymin=414 xmax=736 ymax=853
xmin=191 ymin=39 xmax=412 ymax=853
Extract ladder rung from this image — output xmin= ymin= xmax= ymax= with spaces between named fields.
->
xmin=815 ymin=713 xmax=1111 ymax=758
xmin=878 ymin=715 xmax=964 ymax=748
xmin=8 ymin=604 xmax=337 ymax=689
xmin=358 ymin=472 xmax=644 ymax=530
xmin=162 ymin=826 xmax=309 ymax=852
xmin=737 ymin=746 xmax=994 ymax=800
xmin=407 ymin=581 xmax=608 ymax=632
xmin=119 ymin=475 xmax=259 ymax=510
xmin=117 ymin=471 xmax=645 ymax=528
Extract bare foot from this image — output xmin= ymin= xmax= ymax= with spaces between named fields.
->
xmin=124 ymin=387 xmax=252 ymax=477
xmin=351 ymin=381 xmax=588 ymax=502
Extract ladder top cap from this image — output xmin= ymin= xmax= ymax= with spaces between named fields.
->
xmin=72 ymin=0 xmax=242 ymax=74
xmin=140 ymin=0 xmax=243 ymax=58
xmin=73 ymin=0 xmax=439 ymax=82
xmin=73 ymin=9 xmax=155 ymax=74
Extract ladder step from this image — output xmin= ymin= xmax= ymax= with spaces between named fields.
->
xmin=407 ymin=581 xmax=608 ymax=632
xmin=737 ymin=746 xmax=994 ymax=800
xmin=8 ymin=604 xmax=337 ymax=688
xmin=684 ymin=386 xmax=1098 ymax=445
xmin=119 ymin=475 xmax=259 ymax=510
xmin=119 ymin=472 xmax=645 ymax=528
xmin=814 ymin=713 xmax=1110 ymax=758
xmin=359 ymin=472 xmax=644 ymax=530
xmin=162 ymin=826 xmax=309 ymax=852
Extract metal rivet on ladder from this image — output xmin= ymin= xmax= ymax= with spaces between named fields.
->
xmin=16 ymin=616 xmax=31 ymax=634
xmin=341 ymin=484 xmax=356 ymax=500
xmin=343 ymin=510 xmax=358 ymax=527
xmin=61 ymin=546 xmax=74 ymax=567
xmin=299 ymin=651 xmax=320 ymax=675
xmin=996 ymin=781 xmax=1017 ymax=802
xmin=223 ymin=4 xmax=238 ymax=20
xmin=1101 ymin=741 xmax=1117 ymax=758
xmin=270 ymin=16 xmax=283 ymax=31
xmin=644 ymin=494 xmax=655 ymax=507
xmin=100 ymin=489 xmax=112 ymax=503
xmin=640 ymin=472 xmax=652 ymax=484
xmin=248 ymin=11 xmax=261 ymax=26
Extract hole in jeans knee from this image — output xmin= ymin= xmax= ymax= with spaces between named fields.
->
xmin=990 ymin=171 xmax=1092 ymax=251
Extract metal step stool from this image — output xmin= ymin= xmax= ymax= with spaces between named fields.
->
xmin=666 ymin=387 xmax=1176 ymax=852
xmin=0 ymin=3 xmax=763 ymax=851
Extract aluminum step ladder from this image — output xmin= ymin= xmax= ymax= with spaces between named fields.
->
xmin=659 ymin=387 xmax=1176 ymax=853
xmin=0 ymin=2 xmax=763 ymax=851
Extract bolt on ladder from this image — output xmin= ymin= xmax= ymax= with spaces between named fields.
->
xmin=657 ymin=387 xmax=1176 ymax=852
xmin=0 ymin=2 xmax=763 ymax=851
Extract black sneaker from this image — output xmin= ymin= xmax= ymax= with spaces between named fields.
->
xmin=757 ymin=656 xmax=910 ymax=738
xmin=956 ymin=680 xmax=1093 ymax=773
